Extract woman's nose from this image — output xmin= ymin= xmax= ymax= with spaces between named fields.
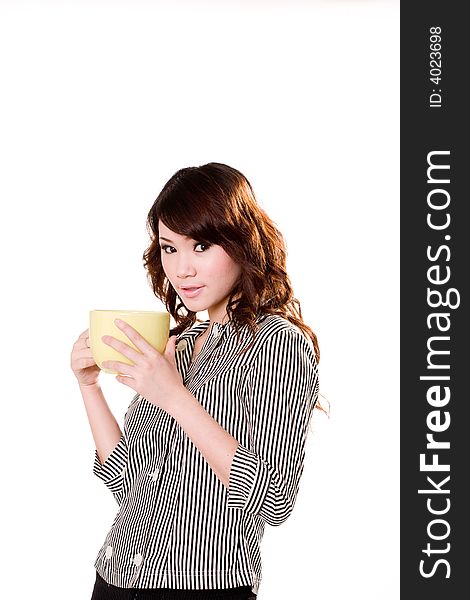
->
xmin=176 ymin=254 xmax=197 ymax=278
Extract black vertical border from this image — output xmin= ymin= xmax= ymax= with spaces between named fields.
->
xmin=401 ymin=3 xmax=468 ymax=598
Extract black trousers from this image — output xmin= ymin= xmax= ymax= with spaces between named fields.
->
xmin=91 ymin=571 xmax=257 ymax=600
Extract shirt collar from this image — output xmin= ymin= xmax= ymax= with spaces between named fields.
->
xmin=178 ymin=312 xmax=268 ymax=341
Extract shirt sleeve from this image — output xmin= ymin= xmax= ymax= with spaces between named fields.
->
xmin=227 ymin=327 xmax=319 ymax=526
xmin=93 ymin=435 xmax=128 ymax=505
xmin=92 ymin=393 xmax=139 ymax=505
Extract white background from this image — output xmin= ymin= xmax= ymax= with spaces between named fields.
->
xmin=0 ymin=1 xmax=399 ymax=598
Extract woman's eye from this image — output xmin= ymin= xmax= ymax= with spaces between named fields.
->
xmin=160 ymin=242 xmax=210 ymax=253
xmin=195 ymin=242 xmax=211 ymax=252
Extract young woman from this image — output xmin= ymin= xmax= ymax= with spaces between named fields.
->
xmin=71 ymin=162 xmax=320 ymax=599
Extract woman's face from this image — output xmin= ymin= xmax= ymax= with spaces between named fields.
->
xmin=158 ymin=221 xmax=242 ymax=323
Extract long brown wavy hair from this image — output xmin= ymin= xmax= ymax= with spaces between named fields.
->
xmin=142 ymin=162 xmax=320 ymax=365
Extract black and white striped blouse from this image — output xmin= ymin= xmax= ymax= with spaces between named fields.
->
xmin=92 ymin=313 xmax=319 ymax=596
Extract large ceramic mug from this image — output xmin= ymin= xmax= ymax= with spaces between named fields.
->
xmin=89 ymin=309 xmax=170 ymax=374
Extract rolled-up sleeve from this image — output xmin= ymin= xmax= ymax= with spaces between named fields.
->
xmin=227 ymin=327 xmax=319 ymax=526
xmin=93 ymin=434 xmax=128 ymax=505
xmin=92 ymin=393 xmax=141 ymax=505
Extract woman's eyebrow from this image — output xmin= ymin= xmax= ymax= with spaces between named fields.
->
xmin=159 ymin=235 xmax=193 ymax=243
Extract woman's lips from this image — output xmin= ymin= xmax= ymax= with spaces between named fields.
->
xmin=180 ymin=286 xmax=204 ymax=298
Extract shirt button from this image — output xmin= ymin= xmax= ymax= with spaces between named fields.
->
xmin=212 ymin=324 xmax=219 ymax=337
xmin=176 ymin=339 xmax=188 ymax=351
xmin=133 ymin=553 xmax=143 ymax=567
xmin=105 ymin=545 xmax=113 ymax=559
xmin=121 ymin=467 xmax=126 ymax=478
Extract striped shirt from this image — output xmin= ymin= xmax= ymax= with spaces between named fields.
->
xmin=92 ymin=313 xmax=319 ymax=595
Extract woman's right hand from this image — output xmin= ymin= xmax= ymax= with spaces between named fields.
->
xmin=71 ymin=329 xmax=101 ymax=387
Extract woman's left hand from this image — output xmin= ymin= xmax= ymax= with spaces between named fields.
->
xmin=101 ymin=319 xmax=184 ymax=413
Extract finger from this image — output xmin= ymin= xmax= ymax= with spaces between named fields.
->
xmin=101 ymin=335 xmax=143 ymax=363
xmin=74 ymin=345 xmax=94 ymax=356
xmin=114 ymin=319 xmax=157 ymax=355
xmin=74 ymin=357 xmax=98 ymax=369
xmin=115 ymin=374 xmax=137 ymax=391
xmin=101 ymin=360 xmax=135 ymax=376
xmin=73 ymin=332 xmax=89 ymax=349
xmin=72 ymin=344 xmax=93 ymax=358
xmin=74 ymin=330 xmax=90 ymax=350
xmin=74 ymin=338 xmax=91 ymax=351
xmin=74 ymin=352 xmax=96 ymax=366
xmin=164 ymin=335 xmax=177 ymax=360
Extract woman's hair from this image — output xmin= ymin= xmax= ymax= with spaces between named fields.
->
xmin=142 ymin=162 xmax=320 ymax=365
